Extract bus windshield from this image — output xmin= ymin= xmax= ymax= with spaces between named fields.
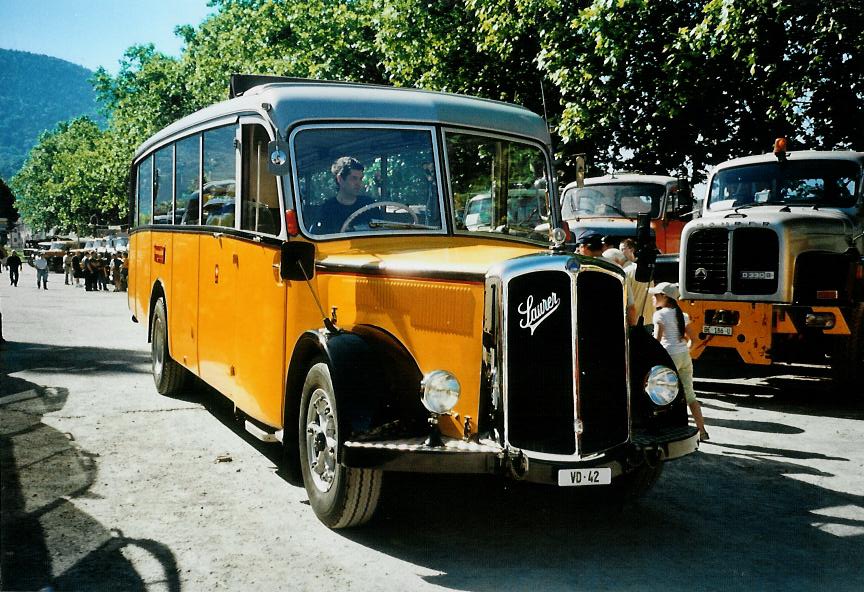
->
xmin=708 ymin=160 xmax=860 ymax=211
xmin=293 ymin=125 xmax=552 ymax=241
xmin=294 ymin=126 xmax=443 ymax=236
xmin=561 ymin=183 xmax=663 ymax=219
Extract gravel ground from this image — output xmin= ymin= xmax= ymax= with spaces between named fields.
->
xmin=2 ymin=265 xmax=863 ymax=592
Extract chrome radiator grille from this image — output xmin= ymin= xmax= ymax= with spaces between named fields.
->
xmin=499 ymin=262 xmax=629 ymax=458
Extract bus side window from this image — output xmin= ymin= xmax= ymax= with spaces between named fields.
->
xmin=154 ymin=146 xmax=174 ymax=225
xmin=137 ymin=155 xmax=153 ymax=226
xmin=202 ymin=126 xmax=237 ymax=228
xmin=177 ymin=134 xmax=201 ymax=226
xmin=241 ymin=124 xmax=280 ymax=236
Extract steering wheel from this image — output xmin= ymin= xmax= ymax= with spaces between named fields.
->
xmin=340 ymin=201 xmax=419 ymax=232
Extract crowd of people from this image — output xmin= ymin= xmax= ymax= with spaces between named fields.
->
xmin=0 ymin=246 xmax=128 ymax=292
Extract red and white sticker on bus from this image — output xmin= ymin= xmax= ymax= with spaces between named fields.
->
xmin=153 ymin=245 xmax=166 ymax=264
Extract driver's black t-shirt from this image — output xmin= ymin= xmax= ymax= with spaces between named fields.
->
xmin=312 ymin=195 xmax=375 ymax=234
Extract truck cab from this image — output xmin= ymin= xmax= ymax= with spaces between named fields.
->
xmin=560 ymin=173 xmax=694 ymax=254
xmin=679 ymin=143 xmax=864 ymax=386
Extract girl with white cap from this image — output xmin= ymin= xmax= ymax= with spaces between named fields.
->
xmin=649 ymin=282 xmax=709 ymax=441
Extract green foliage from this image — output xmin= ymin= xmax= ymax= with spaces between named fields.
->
xmin=11 ymin=0 xmax=863 ymax=229
xmin=10 ymin=118 xmax=126 ymax=233
xmin=535 ymin=0 xmax=863 ymax=180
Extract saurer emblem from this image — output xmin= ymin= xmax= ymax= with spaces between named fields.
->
xmin=517 ymin=293 xmax=561 ymax=335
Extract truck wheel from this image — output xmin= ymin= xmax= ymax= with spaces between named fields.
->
xmin=151 ymin=296 xmax=187 ymax=396
xmin=615 ymin=460 xmax=664 ymax=501
xmin=831 ymin=304 xmax=864 ymax=389
xmin=299 ymin=361 xmax=382 ymax=528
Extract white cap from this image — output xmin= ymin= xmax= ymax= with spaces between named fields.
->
xmin=602 ymin=248 xmax=628 ymax=267
xmin=648 ymin=281 xmax=680 ymax=300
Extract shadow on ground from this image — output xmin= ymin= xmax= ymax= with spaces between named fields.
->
xmin=0 ymin=379 xmax=180 ymax=591
xmin=0 ymin=340 xmax=151 ymax=380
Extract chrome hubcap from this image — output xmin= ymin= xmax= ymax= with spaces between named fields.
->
xmin=305 ymin=388 xmax=337 ymax=492
xmin=152 ymin=316 xmax=165 ymax=377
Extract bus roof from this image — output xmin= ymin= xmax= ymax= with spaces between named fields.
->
xmin=134 ymin=79 xmax=551 ymax=160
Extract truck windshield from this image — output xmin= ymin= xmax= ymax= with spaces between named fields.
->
xmin=708 ymin=160 xmax=860 ymax=211
xmin=561 ymin=183 xmax=663 ymax=219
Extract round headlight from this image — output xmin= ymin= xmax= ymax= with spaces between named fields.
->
xmin=645 ymin=365 xmax=679 ymax=406
xmin=420 ymin=370 xmax=460 ymax=414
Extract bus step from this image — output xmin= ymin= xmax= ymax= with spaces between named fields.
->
xmin=244 ymin=419 xmax=280 ymax=444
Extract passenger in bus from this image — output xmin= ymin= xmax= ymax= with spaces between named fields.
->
xmin=312 ymin=156 xmax=375 ymax=234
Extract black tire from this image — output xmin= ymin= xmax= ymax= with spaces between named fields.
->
xmin=614 ymin=460 xmax=664 ymax=501
xmin=151 ymin=296 xmax=187 ymax=396
xmin=299 ymin=361 xmax=382 ymax=528
xmin=831 ymin=303 xmax=864 ymax=390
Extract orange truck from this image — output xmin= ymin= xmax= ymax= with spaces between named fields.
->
xmin=560 ymin=173 xmax=695 ymax=254
xmin=679 ymin=142 xmax=864 ymax=386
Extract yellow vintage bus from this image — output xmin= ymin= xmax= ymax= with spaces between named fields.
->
xmin=129 ymin=75 xmax=698 ymax=528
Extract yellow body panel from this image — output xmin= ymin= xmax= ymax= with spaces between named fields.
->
xmin=170 ymin=233 xmax=200 ymax=374
xmin=132 ymin=229 xmax=544 ymax=436
xmin=684 ymin=300 xmax=773 ymax=364
xmin=684 ymin=300 xmax=851 ymax=365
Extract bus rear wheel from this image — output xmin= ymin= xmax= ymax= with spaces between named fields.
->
xmin=151 ymin=296 xmax=187 ymax=396
xmin=299 ymin=361 xmax=382 ymax=528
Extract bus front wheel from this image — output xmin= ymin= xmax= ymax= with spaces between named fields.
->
xmin=151 ymin=296 xmax=187 ymax=396
xmin=299 ymin=361 xmax=382 ymax=528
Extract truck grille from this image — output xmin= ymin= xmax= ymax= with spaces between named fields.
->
xmin=685 ymin=228 xmax=729 ymax=294
xmin=730 ymin=228 xmax=779 ymax=295
xmin=503 ymin=266 xmax=628 ymax=457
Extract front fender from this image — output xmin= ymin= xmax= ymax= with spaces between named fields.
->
xmin=628 ymin=324 xmax=689 ymax=430
xmin=287 ymin=327 xmax=426 ymax=450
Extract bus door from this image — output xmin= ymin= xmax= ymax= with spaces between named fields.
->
xmin=230 ymin=120 xmax=287 ymax=426
xmin=197 ymin=125 xmax=241 ymax=396
xmin=171 ymin=133 xmax=204 ymax=375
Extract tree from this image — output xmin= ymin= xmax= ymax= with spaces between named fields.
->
xmin=0 ymin=177 xmax=19 ymax=233
xmin=11 ymin=118 xmax=126 ymax=233
xmin=176 ymin=0 xmax=387 ymax=107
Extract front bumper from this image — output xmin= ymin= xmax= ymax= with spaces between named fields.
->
xmin=342 ymin=426 xmax=699 ymax=483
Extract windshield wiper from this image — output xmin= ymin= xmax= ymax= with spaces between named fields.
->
xmin=367 ymin=219 xmax=438 ymax=230
xmin=600 ymin=202 xmax=629 ymax=217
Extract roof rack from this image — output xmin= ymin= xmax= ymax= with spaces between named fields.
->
xmin=229 ymin=73 xmax=391 ymax=99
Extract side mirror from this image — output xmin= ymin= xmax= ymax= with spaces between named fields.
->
xmin=267 ymin=139 xmax=291 ymax=176
xmin=280 ymin=241 xmax=315 ymax=281
xmin=634 ymin=213 xmax=657 ymax=283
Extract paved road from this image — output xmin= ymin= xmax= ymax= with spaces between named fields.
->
xmin=2 ymin=266 xmax=863 ymax=591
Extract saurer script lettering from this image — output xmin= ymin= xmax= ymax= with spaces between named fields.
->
xmin=518 ymin=293 xmax=560 ymax=335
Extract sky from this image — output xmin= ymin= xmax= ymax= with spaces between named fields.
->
xmin=0 ymin=0 xmax=215 ymax=74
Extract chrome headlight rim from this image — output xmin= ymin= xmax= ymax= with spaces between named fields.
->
xmin=420 ymin=370 xmax=460 ymax=415
xmin=644 ymin=365 xmax=679 ymax=406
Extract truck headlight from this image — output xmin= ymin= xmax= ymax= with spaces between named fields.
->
xmin=420 ymin=370 xmax=460 ymax=414
xmin=645 ymin=365 xmax=679 ymax=406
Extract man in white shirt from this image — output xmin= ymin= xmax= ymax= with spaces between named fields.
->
xmin=34 ymin=252 xmax=49 ymax=289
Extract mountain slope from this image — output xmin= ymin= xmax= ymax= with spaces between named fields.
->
xmin=0 ymin=49 xmax=105 ymax=182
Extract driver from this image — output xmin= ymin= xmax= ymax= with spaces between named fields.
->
xmin=313 ymin=156 xmax=375 ymax=234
